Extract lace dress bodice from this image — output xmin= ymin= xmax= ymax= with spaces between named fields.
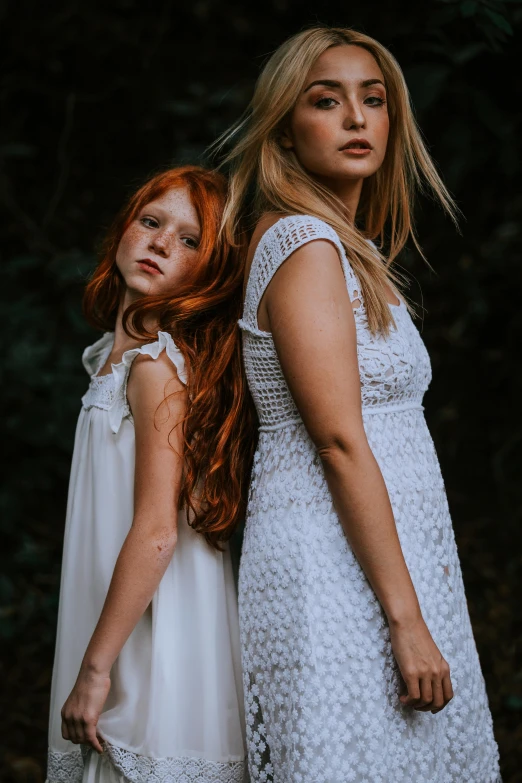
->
xmin=237 ymin=215 xmax=500 ymax=783
xmin=239 ymin=215 xmax=431 ymax=429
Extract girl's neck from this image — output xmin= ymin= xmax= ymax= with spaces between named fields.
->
xmin=112 ymin=290 xmax=157 ymax=353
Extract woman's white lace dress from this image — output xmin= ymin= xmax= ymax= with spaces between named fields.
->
xmin=46 ymin=332 xmax=247 ymax=783
xmin=238 ymin=215 xmax=501 ymax=783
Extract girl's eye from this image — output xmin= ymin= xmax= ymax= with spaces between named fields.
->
xmin=182 ymin=236 xmax=199 ymax=250
xmin=141 ymin=216 xmax=159 ymax=229
xmin=365 ymin=96 xmax=386 ymax=107
xmin=314 ymin=97 xmax=339 ymax=110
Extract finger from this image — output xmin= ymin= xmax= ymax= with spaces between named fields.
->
xmin=74 ymin=718 xmax=86 ymax=745
xmin=61 ymin=718 xmax=71 ymax=742
xmin=399 ymin=676 xmax=421 ymax=707
xmin=86 ymin=727 xmax=104 ymax=755
xmin=429 ymin=678 xmax=445 ymax=714
xmin=414 ymin=677 xmax=433 ymax=711
xmin=65 ymin=719 xmax=79 ymax=745
xmin=442 ymin=673 xmax=454 ymax=705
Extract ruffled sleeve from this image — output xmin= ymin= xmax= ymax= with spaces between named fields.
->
xmin=108 ymin=331 xmax=187 ymax=434
xmin=82 ymin=332 xmax=114 ymax=376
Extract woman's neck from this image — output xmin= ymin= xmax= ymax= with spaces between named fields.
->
xmin=315 ymin=175 xmax=363 ymax=224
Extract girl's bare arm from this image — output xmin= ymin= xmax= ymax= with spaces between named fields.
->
xmin=61 ymin=351 xmax=186 ymax=751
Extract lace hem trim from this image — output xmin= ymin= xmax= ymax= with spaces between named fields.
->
xmin=47 ymin=744 xmax=247 ymax=783
xmin=47 ymin=748 xmax=84 ymax=783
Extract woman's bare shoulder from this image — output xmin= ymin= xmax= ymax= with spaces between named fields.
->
xmin=244 ymin=212 xmax=291 ymax=280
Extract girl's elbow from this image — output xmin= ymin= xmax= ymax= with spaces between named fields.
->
xmin=154 ymin=528 xmax=178 ymax=555
xmin=134 ymin=519 xmax=178 ymax=554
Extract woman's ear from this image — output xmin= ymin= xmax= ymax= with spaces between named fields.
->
xmin=279 ymin=126 xmax=294 ymax=150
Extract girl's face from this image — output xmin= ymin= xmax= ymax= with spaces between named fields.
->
xmin=116 ymin=186 xmax=201 ymax=299
xmin=282 ymin=45 xmax=390 ymax=189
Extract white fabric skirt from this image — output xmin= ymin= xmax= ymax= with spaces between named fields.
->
xmin=47 ymin=335 xmax=247 ymax=783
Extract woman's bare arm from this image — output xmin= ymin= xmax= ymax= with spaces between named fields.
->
xmin=61 ymin=351 xmax=186 ymax=752
xmin=264 ymin=239 xmax=453 ymax=713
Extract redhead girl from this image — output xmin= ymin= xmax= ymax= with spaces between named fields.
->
xmin=46 ymin=166 xmax=253 ymax=783
xmin=218 ymin=26 xmax=501 ymax=783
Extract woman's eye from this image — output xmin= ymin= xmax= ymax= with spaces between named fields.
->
xmin=365 ymin=96 xmax=386 ymax=107
xmin=314 ymin=97 xmax=339 ymax=109
xmin=141 ymin=216 xmax=159 ymax=228
xmin=182 ymin=236 xmax=199 ymax=250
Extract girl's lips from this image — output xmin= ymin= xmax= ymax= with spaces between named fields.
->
xmin=137 ymin=259 xmax=163 ymax=275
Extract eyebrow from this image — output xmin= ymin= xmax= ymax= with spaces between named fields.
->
xmin=303 ymin=78 xmax=385 ymax=92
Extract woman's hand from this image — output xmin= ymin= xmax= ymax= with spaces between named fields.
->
xmin=61 ymin=667 xmax=111 ymax=753
xmin=389 ymin=615 xmax=454 ymax=714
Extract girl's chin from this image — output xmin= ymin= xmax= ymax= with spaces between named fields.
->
xmin=123 ymin=274 xmax=159 ymax=298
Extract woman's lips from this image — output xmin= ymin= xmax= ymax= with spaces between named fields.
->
xmin=137 ymin=259 xmax=163 ymax=275
xmin=340 ymin=139 xmax=372 ymax=156
xmin=341 ymin=147 xmax=372 ymax=156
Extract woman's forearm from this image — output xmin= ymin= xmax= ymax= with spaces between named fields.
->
xmin=319 ymin=439 xmax=421 ymax=626
xmin=80 ymin=520 xmax=177 ymax=675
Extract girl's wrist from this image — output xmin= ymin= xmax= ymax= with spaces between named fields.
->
xmin=80 ymin=656 xmax=112 ymax=679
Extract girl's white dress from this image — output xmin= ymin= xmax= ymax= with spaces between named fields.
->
xmin=238 ymin=216 xmax=501 ymax=783
xmin=46 ymin=332 xmax=247 ymax=783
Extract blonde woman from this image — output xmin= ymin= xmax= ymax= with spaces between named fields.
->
xmin=217 ymin=26 xmax=501 ymax=783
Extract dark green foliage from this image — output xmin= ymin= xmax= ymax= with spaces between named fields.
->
xmin=1 ymin=0 xmax=521 ymax=780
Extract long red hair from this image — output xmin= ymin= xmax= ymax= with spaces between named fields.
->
xmin=83 ymin=166 xmax=257 ymax=548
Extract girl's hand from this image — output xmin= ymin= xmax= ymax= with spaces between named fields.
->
xmin=389 ymin=615 xmax=454 ymax=714
xmin=61 ymin=668 xmax=111 ymax=753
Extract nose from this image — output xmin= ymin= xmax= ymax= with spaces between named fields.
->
xmin=149 ymin=230 xmax=171 ymax=258
xmin=343 ymin=97 xmax=366 ymax=131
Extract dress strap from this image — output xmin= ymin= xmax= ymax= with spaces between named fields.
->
xmin=105 ymin=332 xmax=186 ymax=434
xmin=240 ymin=214 xmax=361 ymax=334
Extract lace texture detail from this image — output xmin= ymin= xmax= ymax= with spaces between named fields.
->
xmin=238 ymin=216 xmax=501 ymax=782
xmin=239 ymin=216 xmax=431 ymax=431
xmin=81 ymin=372 xmax=116 ymax=411
xmin=46 ymin=748 xmax=84 ymax=783
xmin=47 ymin=743 xmax=247 ymax=783
xmin=104 ymin=740 xmax=247 ymax=783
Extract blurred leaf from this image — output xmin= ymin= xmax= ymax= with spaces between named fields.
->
xmin=484 ymin=6 xmax=514 ymax=32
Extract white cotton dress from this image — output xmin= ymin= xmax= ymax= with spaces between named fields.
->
xmin=46 ymin=331 xmax=247 ymax=783
xmin=238 ymin=215 xmax=501 ymax=783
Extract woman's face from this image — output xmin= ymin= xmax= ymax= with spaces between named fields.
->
xmin=116 ymin=186 xmax=201 ymax=299
xmin=282 ymin=45 xmax=390 ymax=190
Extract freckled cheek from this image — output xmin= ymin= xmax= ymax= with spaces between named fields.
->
xmin=157 ymin=253 xmax=194 ymax=292
xmin=116 ymin=227 xmax=148 ymax=269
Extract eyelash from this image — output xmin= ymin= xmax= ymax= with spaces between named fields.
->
xmin=314 ymin=96 xmax=386 ymax=109
xmin=140 ymin=217 xmax=199 ymax=249
xmin=182 ymin=237 xmax=199 ymax=250
xmin=141 ymin=216 xmax=159 ymax=228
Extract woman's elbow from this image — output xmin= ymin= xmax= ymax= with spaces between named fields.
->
xmin=316 ymin=430 xmax=369 ymax=469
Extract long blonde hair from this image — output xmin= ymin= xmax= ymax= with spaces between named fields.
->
xmin=214 ymin=26 xmax=459 ymax=334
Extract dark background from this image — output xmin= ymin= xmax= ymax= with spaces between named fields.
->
xmin=1 ymin=0 xmax=521 ymax=780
